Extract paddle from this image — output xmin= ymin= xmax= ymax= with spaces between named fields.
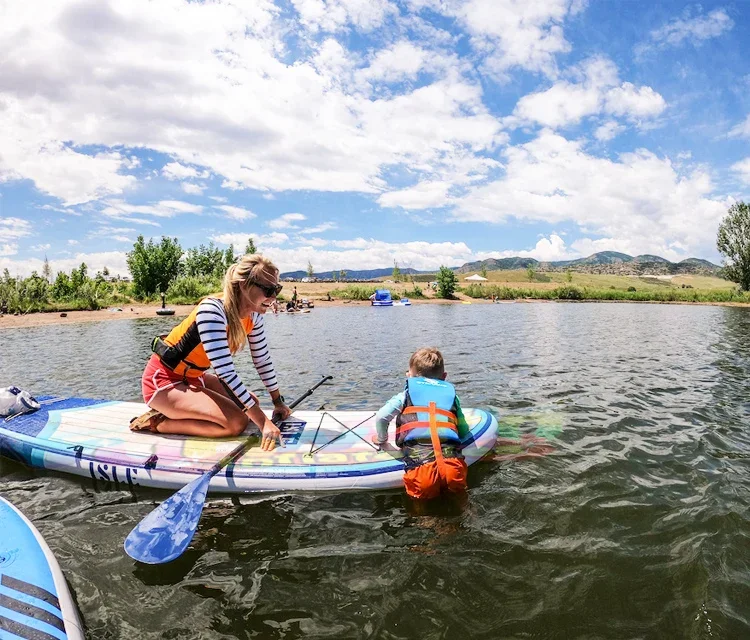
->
xmin=124 ymin=375 xmax=333 ymax=564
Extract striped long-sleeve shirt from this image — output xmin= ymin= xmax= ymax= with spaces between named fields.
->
xmin=196 ymin=297 xmax=279 ymax=409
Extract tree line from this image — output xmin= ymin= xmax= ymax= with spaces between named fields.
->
xmin=2 ymin=202 xmax=749 ymax=314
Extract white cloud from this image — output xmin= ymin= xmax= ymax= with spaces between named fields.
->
xmin=477 ymin=234 xmax=574 ymax=262
xmin=594 ymin=121 xmax=625 ymax=142
xmin=731 ymin=158 xmax=750 ymax=185
xmin=87 ymin=226 xmax=135 ymax=244
xmin=0 ymin=137 xmax=135 ymax=206
xmin=292 ymin=0 xmax=397 ymax=32
xmin=0 ymin=217 xmax=33 ymax=242
xmin=162 ymin=162 xmax=200 ymax=180
xmin=0 ymin=244 xmax=18 ymax=256
xmin=378 ymin=180 xmax=452 ymax=209
xmin=0 ymin=0 xmax=503 ymax=208
xmin=637 ymin=8 xmax=733 ymax=56
xmin=181 ymin=182 xmax=206 ymax=195
xmin=729 ymin=115 xmax=750 ymax=139
xmin=215 ymin=205 xmax=256 ymax=221
xmin=412 ymin=0 xmax=580 ymax=79
xmin=359 ymin=41 xmax=429 ymax=83
xmin=212 ymin=231 xmax=289 ymax=247
xmin=511 ymin=57 xmax=665 ymax=129
xmin=31 ymin=244 xmax=52 ymax=252
xmin=453 ymin=130 xmax=728 ymax=260
xmin=297 ymin=222 xmax=337 ymax=234
xmin=0 ymin=251 xmax=131 ymax=278
xmin=268 ymin=213 xmax=306 ymax=229
xmin=263 ymin=238 xmax=476 ymax=272
xmin=102 ymin=199 xmax=203 ymax=219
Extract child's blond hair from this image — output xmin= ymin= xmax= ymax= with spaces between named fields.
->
xmin=409 ymin=347 xmax=445 ymax=379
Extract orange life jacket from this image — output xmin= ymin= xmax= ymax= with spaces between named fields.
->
xmin=152 ymin=297 xmax=253 ymax=379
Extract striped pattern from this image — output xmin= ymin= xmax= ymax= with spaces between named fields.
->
xmin=197 ymin=298 xmax=279 ymax=410
xmin=0 ymin=574 xmax=67 ymax=640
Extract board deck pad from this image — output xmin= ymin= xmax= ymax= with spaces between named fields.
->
xmin=1 ymin=398 xmax=497 ymax=493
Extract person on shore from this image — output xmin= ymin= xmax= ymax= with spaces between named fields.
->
xmin=371 ymin=347 xmax=470 ymax=499
xmin=291 ymin=286 xmax=298 ymax=308
xmin=130 ymin=254 xmax=291 ymax=449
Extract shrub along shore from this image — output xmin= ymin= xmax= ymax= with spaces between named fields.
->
xmin=461 ymin=283 xmax=750 ymax=304
xmin=2 ymin=266 xmax=749 ymax=321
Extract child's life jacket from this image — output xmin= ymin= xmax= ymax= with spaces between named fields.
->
xmin=395 ymin=377 xmax=461 ymax=449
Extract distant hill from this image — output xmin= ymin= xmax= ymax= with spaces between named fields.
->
xmin=280 ymin=267 xmax=425 ymax=280
xmin=281 ymin=252 xmax=722 ymax=280
xmin=456 ymin=252 xmax=721 ymax=276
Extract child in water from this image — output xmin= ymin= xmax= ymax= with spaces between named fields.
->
xmin=372 ymin=347 xmax=470 ymax=499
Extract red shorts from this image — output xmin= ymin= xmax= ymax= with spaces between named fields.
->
xmin=403 ymin=457 xmax=468 ymax=500
xmin=141 ymin=355 xmax=205 ymax=405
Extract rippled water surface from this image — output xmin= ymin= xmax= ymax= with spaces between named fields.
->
xmin=1 ymin=303 xmax=749 ymax=638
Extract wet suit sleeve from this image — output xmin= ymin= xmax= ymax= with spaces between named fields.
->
xmin=374 ymin=392 xmax=406 ymax=444
xmin=197 ymin=298 xmax=257 ymax=410
xmin=454 ymin=395 xmax=471 ymax=440
xmin=247 ymin=313 xmax=280 ymax=393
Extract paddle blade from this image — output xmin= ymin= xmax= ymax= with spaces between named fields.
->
xmin=124 ymin=475 xmax=210 ymax=564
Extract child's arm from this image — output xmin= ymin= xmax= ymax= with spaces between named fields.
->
xmin=373 ymin=392 xmax=406 ymax=445
xmin=454 ymin=395 xmax=471 ymax=439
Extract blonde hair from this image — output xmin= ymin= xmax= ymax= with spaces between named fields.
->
xmin=223 ymin=253 xmax=279 ymax=354
xmin=409 ymin=347 xmax=445 ymax=379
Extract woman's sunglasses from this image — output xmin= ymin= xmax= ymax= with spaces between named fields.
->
xmin=249 ymin=280 xmax=283 ymax=298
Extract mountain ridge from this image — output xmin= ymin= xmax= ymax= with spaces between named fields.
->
xmin=280 ymin=252 xmax=722 ymax=279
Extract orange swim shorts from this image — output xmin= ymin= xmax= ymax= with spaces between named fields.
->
xmin=403 ymin=457 xmax=468 ymax=500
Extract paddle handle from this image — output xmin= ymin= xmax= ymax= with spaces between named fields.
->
xmin=205 ymin=375 xmax=333 ymax=477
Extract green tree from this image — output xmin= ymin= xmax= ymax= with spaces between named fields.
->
xmin=245 ymin=237 xmax=257 ymax=255
xmin=70 ymin=263 xmax=88 ymax=293
xmin=127 ymin=235 xmax=183 ymax=297
xmin=331 ymin=270 xmax=339 ymax=281
xmin=436 ymin=266 xmax=458 ymax=299
xmin=566 ymin=268 xmax=573 ymax=283
xmin=42 ymin=256 xmax=51 ymax=282
xmin=480 ymin=265 xmax=488 ymax=278
xmin=183 ymin=242 xmax=227 ymax=279
xmin=224 ymin=245 xmax=236 ymax=270
xmin=527 ymin=265 xmax=536 ymax=282
xmin=51 ymin=271 xmax=73 ymax=300
xmin=392 ymin=260 xmax=402 ymax=282
xmin=340 ymin=270 xmax=347 ymax=281
xmin=307 ymin=261 xmax=314 ymax=278
xmin=717 ymin=201 xmax=750 ymax=291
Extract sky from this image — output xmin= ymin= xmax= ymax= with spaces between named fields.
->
xmin=1 ymin=0 xmax=749 ymax=277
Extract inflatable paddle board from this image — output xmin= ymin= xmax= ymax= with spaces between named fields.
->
xmin=0 ymin=398 xmax=497 ymax=494
xmin=0 ymin=497 xmax=85 ymax=640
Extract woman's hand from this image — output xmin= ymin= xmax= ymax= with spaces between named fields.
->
xmin=261 ymin=418 xmax=281 ymax=451
xmin=272 ymin=401 xmax=291 ymax=423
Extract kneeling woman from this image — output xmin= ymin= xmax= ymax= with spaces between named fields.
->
xmin=131 ymin=254 xmax=290 ymax=450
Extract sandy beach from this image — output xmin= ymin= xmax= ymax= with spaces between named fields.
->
xmin=0 ymin=294 xmax=490 ymax=330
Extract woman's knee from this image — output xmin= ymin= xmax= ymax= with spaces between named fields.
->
xmin=225 ymin=413 xmax=249 ymax=436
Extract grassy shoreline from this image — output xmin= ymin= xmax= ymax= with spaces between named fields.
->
xmin=461 ymin=283 xmax=750 ymax=303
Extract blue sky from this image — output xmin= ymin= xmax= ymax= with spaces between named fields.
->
xmin=1 ymin=0 xmax=749 ymax=276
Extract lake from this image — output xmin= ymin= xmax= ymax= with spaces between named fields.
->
xmin=1 ymin=302 xmax=749 ymax=638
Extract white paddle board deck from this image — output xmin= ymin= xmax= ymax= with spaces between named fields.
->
xmin=0 ymin=497 xmax=85 ymax=640
xmin=0 ymin=397 xmax=497 ymax=494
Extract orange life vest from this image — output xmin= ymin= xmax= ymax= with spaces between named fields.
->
xmin=153 ymin=297 xmax=253 ymax=379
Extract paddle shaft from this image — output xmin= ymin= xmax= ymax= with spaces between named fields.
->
xmin=205 ymin=375 xmax=333 ymax=477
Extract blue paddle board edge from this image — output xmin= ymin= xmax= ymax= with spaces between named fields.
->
xmin=0 ymin=497 xmax=85 ymax=640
